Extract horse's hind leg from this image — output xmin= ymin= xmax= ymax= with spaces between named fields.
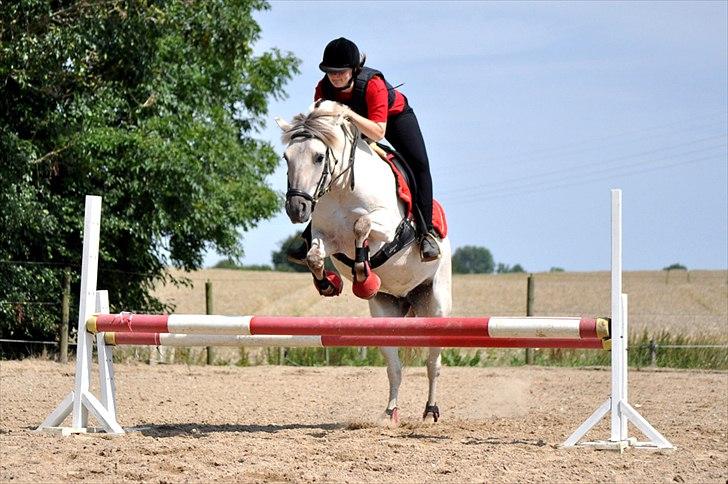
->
xmin=422 ymin=348 xmax=442 ymax=422
xmin=408 ymin=257 xmax=452 ymax=422
xmin=369 ymin=292 xmax=409 ymax=425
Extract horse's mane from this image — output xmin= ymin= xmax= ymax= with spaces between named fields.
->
xmin=280 ymin=106 xmax=343 ymax=147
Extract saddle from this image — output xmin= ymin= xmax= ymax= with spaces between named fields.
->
xmin=370 ymin=142 xmax=447 ymax=239
xmin=332 ymin=143 xmax=447 ymax=270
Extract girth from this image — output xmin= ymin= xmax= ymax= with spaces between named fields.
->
xmin=332 ymin=218 xmax=417 ymax=270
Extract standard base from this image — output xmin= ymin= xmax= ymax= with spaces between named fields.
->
xmin=37 ymin=390 xmax=124 ymax=436
xmin=562 ymin=398 xmax=674 ymax=451
xmin=563 ymin=438 xmax=674 ymax=453
xmin=34 ymin=426 xmax=124 ymax=437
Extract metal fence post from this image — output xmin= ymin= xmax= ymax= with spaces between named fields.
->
xmin=525 ymin=273 xmax=535 ymax=365
xmin=205 ymin=280 xmax=214 ymax=365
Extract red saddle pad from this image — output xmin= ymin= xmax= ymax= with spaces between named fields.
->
xmin=382 ymin=153 xmax=448 ymax=239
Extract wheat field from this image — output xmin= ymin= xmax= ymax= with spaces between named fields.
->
xmin=153 ymin=269 xmax=727 ymax=338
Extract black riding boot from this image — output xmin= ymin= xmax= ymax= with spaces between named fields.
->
xmin=413 ymin=206 xmax=441 ymax=262
xmin=287 ymin=223 xmax=312 ymax=266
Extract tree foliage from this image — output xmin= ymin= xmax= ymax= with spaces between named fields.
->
xmin=496 ymin=263 xmax=526 ymax=274
xmin=271 ymin=231 xmax=310 ymax=272
xmin=452 ymin=246 xmax=495 ymax=274
xmin=663 ymin=263 xmax=687 ymax=271
xmin=270 ymin=231 xmax=338 ymax=273
xmin=212 ymin=258 xmax=271 ymax=271
xmin=1 ymin=0 xmax=299 ymax=343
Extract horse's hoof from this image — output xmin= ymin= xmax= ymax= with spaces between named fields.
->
xmin=313 ymin=271 xmax=343 ymax=297
xmin=352 ymin=270 xmax=380 ymax=300
xmin=385 ymin=407 xmax=400 ymax=426
xmin=422 ymin=404 xmax=440 ymax=423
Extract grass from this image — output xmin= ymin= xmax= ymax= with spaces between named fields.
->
xmin=245 ymin=332 xmax=727 ymax=370
xmin=105 ymin=330 xmax=726 ymax=370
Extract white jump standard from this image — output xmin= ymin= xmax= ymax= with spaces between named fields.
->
xmin=37 ymin=190 xmax=673 ymax=450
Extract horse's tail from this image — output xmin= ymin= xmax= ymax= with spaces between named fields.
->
xmin=399 ymin=307 xmax=424 ymax=364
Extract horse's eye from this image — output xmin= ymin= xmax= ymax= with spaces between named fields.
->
xmin=315 ymin=154 xmax=324 ymax=164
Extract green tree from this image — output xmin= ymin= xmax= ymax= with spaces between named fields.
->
xmin=212 ymin=258 xmax=271 ymax=271
xmin=452 ymin=246 xmax=495 ymax=274
xmin=496 ymin=263 xmax=526 ymax=274
xmin=271 ymin=231 xmax=310 ymax=272
xmin=510 ymin=263 xmax=526 ymax=273
xmin=1 ymin=0 xmax=299 ymax=343
xmin=270 ymin=231 xmax=338 ymax=273
xmin=213 ymin=259 xmax=241 ymax=270
xmin=663 ymin=263 xmax=687 ymax=271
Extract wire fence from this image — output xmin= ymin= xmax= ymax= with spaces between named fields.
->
xmin=2 ymin=261 xmax=726 ymax=367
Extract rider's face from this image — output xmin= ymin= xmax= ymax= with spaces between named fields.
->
xmin=327 ymin=69 xmax=353 ymax=89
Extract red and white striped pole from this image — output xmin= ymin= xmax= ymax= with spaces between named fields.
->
xmin=102 ymin=332 xmax=608 ymax=349
xmin=88 ymin=314 xmax=610 ymax=340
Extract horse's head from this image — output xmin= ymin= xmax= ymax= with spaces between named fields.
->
xmin=276 ymin=101 xmax=350 ymax=223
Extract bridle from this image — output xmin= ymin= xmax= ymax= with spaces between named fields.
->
xmin=285 ymin=122 xmax=358 ymax=211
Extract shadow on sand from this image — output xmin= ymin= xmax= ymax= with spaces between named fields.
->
xmin=132 ymin=421 xmax=343 ymax=438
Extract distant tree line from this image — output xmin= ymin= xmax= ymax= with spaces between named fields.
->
xmin=450 ymin=245 xmax=525 ymax=274
xmin=212 ymin=259 xmax=272 ymax=271
xmin=218 ymin=237 xmax=526 ymax=274
xmin=216 ymin=234 xmax=691 ymax=275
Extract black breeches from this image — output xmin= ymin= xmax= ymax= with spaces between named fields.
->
xmin=384 ymin=106 xmax=434 ymax=232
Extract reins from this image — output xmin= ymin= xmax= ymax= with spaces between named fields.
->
xmin=285 ymin=121 xmax=359 ymax=210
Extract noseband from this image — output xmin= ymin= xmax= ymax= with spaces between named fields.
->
xmin=285 ymin=123 xmax=358 ymax=210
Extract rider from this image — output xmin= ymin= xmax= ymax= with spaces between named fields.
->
xmin=288 ymin=37 xmax=441 ymax=263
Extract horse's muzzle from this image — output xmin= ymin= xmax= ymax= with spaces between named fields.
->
xmin=285 ymin=195 xmax=313 ymax=223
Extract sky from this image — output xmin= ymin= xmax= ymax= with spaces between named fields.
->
xmin=205 ymin=1 xmax=728 ymax=272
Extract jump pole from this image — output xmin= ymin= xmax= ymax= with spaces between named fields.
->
xmin=101 ymin=332 xmax=607 ymax=349
xmin=86 ymin=314 xmax=609 ymax=339
xmin=37 ymin=189 xmax=673 ymax=450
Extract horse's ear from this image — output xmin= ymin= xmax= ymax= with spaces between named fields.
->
xmin=275 ymin=117 xmax=292 ymax=132
xmin=308 ymin=99 xmax=325 ymax=112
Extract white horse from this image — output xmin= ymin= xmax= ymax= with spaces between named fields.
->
xmin=276 ymin=101 xmax=452 ymax=424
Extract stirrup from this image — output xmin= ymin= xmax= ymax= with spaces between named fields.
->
xmin=419 ymin=233 xmax=441 ymax=262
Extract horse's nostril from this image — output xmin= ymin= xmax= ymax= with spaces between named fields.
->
xmin=284 ymin=196 xmax=311 ymax=223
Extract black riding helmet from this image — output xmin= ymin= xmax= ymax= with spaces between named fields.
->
xmin=319 ymin=37 xmax=363 ymax=73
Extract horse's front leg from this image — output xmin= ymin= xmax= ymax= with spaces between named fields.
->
xmin=369 ymin=292 xmax=409 ymax=426
xmin=381 ymin=346 xmax=402 ymax=425
xmin=351 ymin=215 xmax=381 ymax=299
xmin=307 ymin=236 xmax=342 ymax=297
